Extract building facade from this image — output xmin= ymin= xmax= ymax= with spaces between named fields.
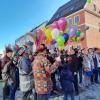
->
xmin=16 ymin=0 xmax=100 ymax=50
xmin=47 ymin=0 xmax=100 ymax=49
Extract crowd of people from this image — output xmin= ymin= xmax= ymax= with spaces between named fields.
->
xmin=0 ymin=44 xmax=100 ymax=100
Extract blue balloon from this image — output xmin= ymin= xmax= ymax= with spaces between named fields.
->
xmin=63 ymin=33 xmax=69 ymax=43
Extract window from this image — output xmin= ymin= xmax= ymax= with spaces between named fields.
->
xmin=70 ymin=7 xmax=74 ymax=11
xmin=93 ymin=4 xmax=96 ymax=11
xmin=74 ymin=16 xmax=80 ymax=24
xmin=67 ymin=18 xmax=72 ymax=24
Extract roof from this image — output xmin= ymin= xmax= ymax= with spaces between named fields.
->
xmin=46 ymin=0 xmax=87 ymax=26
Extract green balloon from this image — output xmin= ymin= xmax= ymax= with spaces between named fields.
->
xmin=76 ymin=36 xmax=81 ymax=42
xmin=76 ymin=29 xmax=81 ymax=36
xmin=87 ymin=0 xmax=92 ymax=4
xmin=57 ymin=36 xmax=65 ymax=46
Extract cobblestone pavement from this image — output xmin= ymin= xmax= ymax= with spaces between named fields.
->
xmin=1 ymin=81 xmax=100 ymax=100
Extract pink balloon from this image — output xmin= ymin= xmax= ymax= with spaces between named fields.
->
xmin=58 ymin=17 xmax=67 ymax=31
xmin=36 ymin=29 xmax=43 ymax=42
xmin=51 ymin=21 xmax=59 ymax=29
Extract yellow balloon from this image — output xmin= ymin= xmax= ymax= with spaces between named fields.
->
xmin=45 ymin=28 xmax=52 ymax=42
xmin=72 ymin=36 xmax=76 ymax=41
xmin=58 ymin=44 xmax=64 ymax=50
xmin=64 ymin=23 xmax=70 ymax=33
xmin=45 ymin=39 xmax=50 ymax=46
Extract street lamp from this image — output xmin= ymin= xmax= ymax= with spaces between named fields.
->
xmin=84 ymin=25 xmax=89 ymax=31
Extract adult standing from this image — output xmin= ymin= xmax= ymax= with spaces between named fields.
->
xmin=32 ymin=44 xmax=61 ymax=100
xmin=83 ymin=49 xmax=92 ymax=87
xmin=2 ymin=57 xmax=19 ymax=100
xmin=88 ymin=48 xmax=100 ymax=83
xmin=18 ymin=46 xmax=34 ymax=100
xmin=2 ymin=47 xmax=13 ymax=100
xmin=67 ymin=50 xmax=79 ymax=95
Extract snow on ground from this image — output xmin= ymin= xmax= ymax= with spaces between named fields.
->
xmin=0 ymin=81 xmax=100 ymax=100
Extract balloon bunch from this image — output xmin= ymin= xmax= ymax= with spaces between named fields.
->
xmin=34 ymin=17 xmax=84 ymax=50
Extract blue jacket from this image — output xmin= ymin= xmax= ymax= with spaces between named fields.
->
xmin=60 ymin=64 xmax=74 ymax=94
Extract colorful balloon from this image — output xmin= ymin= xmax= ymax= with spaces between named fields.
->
xmin=64 ymin=23 xmax=70 ymax=33
xmin=87 ymin=0 xmax=92 ymax=4
xmin=58 ymin=17 xmax=67 ymax=31
xmin=72 ymin=36 xmax=76 ymax=41
xmin=36 ymin=29 xmax=43 ymax=39
xmin=63 ymin=33 xmax=69 ymax=43
xmin=45 ymin=39 xmax=51 ymax=45
xmin=52 ymin=40 xmax=56 ymax=45
xmin=51 ymin=21 xmax=59 ymax=29
xmin=58 ymin=44 xmax=64 ymax=50
xmin=76 ymin=36 xmax=81 ymax=42
xmin=76 ymin=29 xmax=81 ymax=36
xmin=45 ymin=28 xmax=52 ymax=40
xmin=68 ymin=25 xmax=78 ymax=38
xmin=56 ymin=36 xmax=65 ymax=46
xmin=51 ymin=29 xmax=60 ymax=40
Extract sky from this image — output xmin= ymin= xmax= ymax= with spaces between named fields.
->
xmin=0 ymin=0 xmax=70 ymax=54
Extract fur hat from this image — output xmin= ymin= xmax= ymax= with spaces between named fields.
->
xmin=6 ymin=47 xmax=13 ymax=53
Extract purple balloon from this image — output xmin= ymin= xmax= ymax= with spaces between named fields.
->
xmin=52 ymin=40 xmax=56 ymax=45
xmin=68 ymin=25 xmax=78 ymax=38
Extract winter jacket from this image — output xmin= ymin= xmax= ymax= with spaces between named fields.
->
xmin=60 ymin=64 xmax=74 ymax=94
xmin=88 ymin=53 xmax=100 ymax=68
xmin=72 ymin=55 xmax=79 ymax=72
xmin=18 ymin=57 xmax=34 ymax=92
xmin=32 ymin=52 xmax=60 ymax=94
xmin=2 ymin=61 xmax=18 ymax=85
xmin=76 ymin=56 xmax=83 ymax=70
xmin=2 ymin=56 xmax=10 ymax=69
xmin=66 ymin=61 xmax=77 ymax=75
xmin=83 ymin=55 xmax=92 ymax=71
